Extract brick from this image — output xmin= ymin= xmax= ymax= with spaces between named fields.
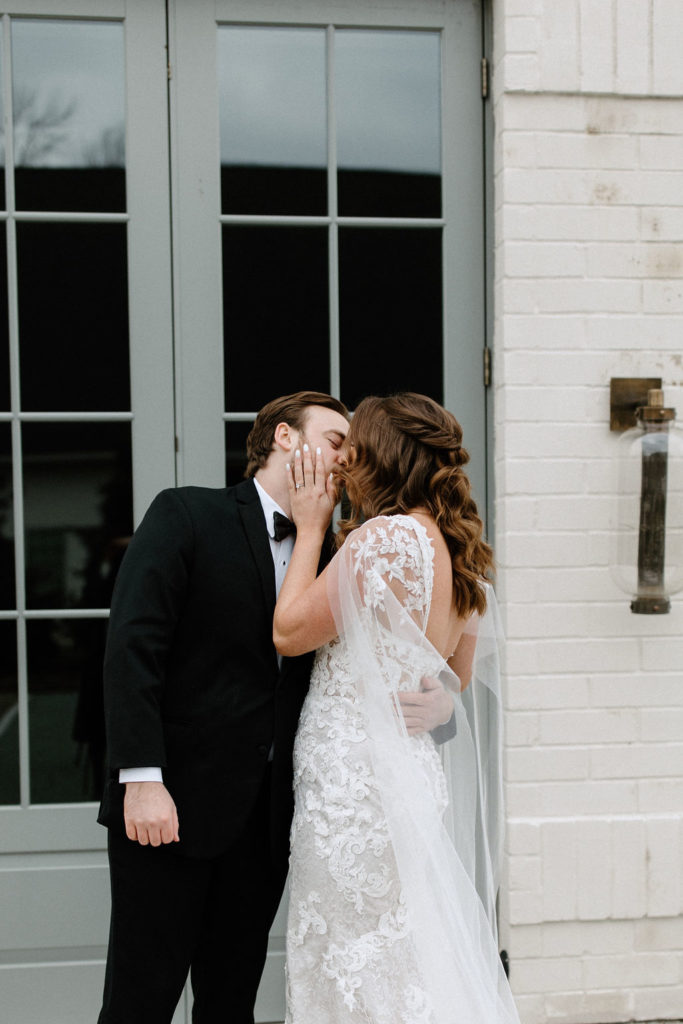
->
xmin=506 ymin=922 xmax=543 ymax=958
xmin=641 ymin=207 xmax=683 ymax=241
xmin=506 ymin=820 xmax=542 ymax=856
xmin=646 ymin=815 xmax=682 ymax=917
xmin=635 ymin=915 xmax=683 ymax=952
xmin=611 ymin=819 xmax=647 ymax=918
xmin=641 ymin=708 xmax=683 ymax=742
xmin=545 ymin=987 xmax=634 ymax=1024
xmin=583 ymin=951 xmax=679 ymax=988
xmin=642 ymin=638 xmax=683 ymax=671
xmin=652 ymin=0 xmax=683 ymax=94
xmin=640 ymin=133 xmax=683 ymax=169
xmin=578 ymin=919 xmax=635 ymax=955
xmin=507 ymin=747 xmax=589 ymax=783
xmin=585 ymin=314 xmax=683 ymax=350
xmin=539 ymin=781 xmax=638 ymax=816
xmin=505 ymin=17 xmax=540 ymax=54
xmin=507 ymin=784 xmax=542 ymax=819
xmin=507 ymin=890 xmax=545 ymax=925
xmin=500 ymin=202 xmax=640 ymax=242
xmin=498 ymin=459 xmax=588 ymax=496
xmin=540 ymin=709 xmax=638 ymax=746
xmin=508 ymin=993 xmax=545 ymax=1024
xmin=643 ymin=279 xmax=683 ymax=313
xmin=633 ymin=984 xmax=683 ymax=1019
xmin=589 ymin=675 xmax=683 ymax=708
xmin=503 ymin=241 xmax=585 ymax=278
xmin=591 ymin=743 xmax=683 ymax=780
xmin=535 ymin=132 xmax=638 ymax=170
xmin=505 ymin=675 xmax=591 ymax=711
xmin=538 ymin=2 xmax=580 ymax=93
xmin=585 ymin=241 xmax=683 ymax=279
xmin=579 ymin=0 xmax=615 ymax=95
xmin=506 ymin=711 xmax=540 ymax=747
xmin=542 ymin=820 xmax=578 ymax=920
xmin=615 ymin=0 xmax=651 ymax=95
xmin=502 ymin=385 xmax=595 ymax=421
xmin=508 ymin=854 xmax=542 ymax=893
xmin=577 ymin=818 xmax=611 ymax=920
xmin=501 ymin=54 xmax=541 ymax=93
xmin=512 ymin=955 xmax=583 ymax=994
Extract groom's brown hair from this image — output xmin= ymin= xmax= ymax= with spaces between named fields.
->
xmin=245 ymin=390 xmax=349 ymax=478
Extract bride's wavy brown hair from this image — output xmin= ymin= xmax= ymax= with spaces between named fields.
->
xmin=336 ymin=393 xmax=494 ymax=617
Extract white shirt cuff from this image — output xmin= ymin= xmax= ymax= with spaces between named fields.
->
xmin=119 ymin=767 xmax=163 ymax=784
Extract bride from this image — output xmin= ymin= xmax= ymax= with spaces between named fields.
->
xmin=273 ymin=392 xmax=520 ymax=1024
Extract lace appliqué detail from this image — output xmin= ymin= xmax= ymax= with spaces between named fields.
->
xmin=286 ymin=517 xmax=444 ymax=1024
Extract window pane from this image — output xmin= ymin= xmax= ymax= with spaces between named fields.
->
xmin=225 ymin=421 xmax=252 ymax=487
xmin=23 ymin=422 xmax=132 ymax=610
xmin=28 ymin=617 xmax=107 ymax=803
xmin=0 ymin=21 xmax=5 ymax=210
xmin=218 ymin=26 xmax=326 ymax=215
xmin=17 ymin=222 xmax=130 ymax=412
xmin=0 ymin=424 xmax=14 ymax=609
xmin=339 ymin=228 xmax=443 ymax=408
xmin=0 ymin=621 xmax=18 ymax=805
xmin=336 ymin=31 xmax=441 ymax=217
xmin=0 ymin=231 xmax=9 ymax=410
xmin=12 ymin=19 xmax=125 ymax=213
xmin=222 ymin=226 xmax=329 ymax=410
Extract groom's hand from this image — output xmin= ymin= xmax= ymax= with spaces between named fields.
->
xmin=397 ymin=676 xmax=454 ymax=736
xmin=124 ymin=781 xmax=179 ymax=846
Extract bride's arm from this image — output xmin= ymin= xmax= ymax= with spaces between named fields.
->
xmin=273 ymin=445 xmax=339 ymax=657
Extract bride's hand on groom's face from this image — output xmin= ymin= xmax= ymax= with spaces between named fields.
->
xmin=287 ymin=444 xmax=337 ymax=535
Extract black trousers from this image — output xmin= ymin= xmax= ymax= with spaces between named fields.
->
xmin=98 ymin=771 xmax=288 ymax=1024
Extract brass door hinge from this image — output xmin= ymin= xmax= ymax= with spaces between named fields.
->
xmin=481 ymin=57 xmax=489 ymax=99
xmin=483 ymin=347 xmax=492 ymax=388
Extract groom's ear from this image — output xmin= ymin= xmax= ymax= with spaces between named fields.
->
xmin=273 ymin=421 xmax=296 ymax=453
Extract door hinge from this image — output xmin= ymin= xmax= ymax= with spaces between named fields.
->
xmin=483 ymin=347 xmax=492 ymax=388
xmin=174 ymin=435 xmax=179 ymax=453
xmin=481 ymin=57 xmax=489 ymax=100
xmin=167 ymin=61 xmax=172 ymax=81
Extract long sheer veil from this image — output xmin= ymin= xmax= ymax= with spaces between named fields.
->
xmin=326 ymin=516 xmax=519 ymax=1024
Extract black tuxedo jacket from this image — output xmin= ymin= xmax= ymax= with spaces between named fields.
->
xmin=98 ymin=479 xmax=331 ymax=862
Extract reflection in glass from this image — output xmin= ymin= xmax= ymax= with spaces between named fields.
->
xmin=0 ymin=621 xmax=19 ymax=805
xmin=0 ymin=231 xmax=8 ymax=410
xmin=0 ymin=21 xmax=5 ymax=209
xmin=0 ymin=425 xmax=14 ymax=609
xmin=222 ymin=227 xmax=329 ymax=410
xmin=28 ymin=617 xmax=108 ymax=803
xmin=339 ymin=228 xmax=443 ymax=409
xmin=336 ymin=31 xmax=441 ymax=217
xmin=218 ymin=26 xmax=326 ymax=215
xmin=225 ymin=421 xmax=253 ymax=487
xmin=22 ymin=422 xmax=132 ymax=610
xmin=12 ymin=18 xmax=125 ymax=212
xmin=17 ymin=222 xmax=130 ymax=411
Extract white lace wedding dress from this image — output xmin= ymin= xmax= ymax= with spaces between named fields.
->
xmin=285 ymin=515 xmax=520 ymax=1024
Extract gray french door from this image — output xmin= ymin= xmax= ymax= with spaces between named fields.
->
xmin=0 ymin=2 xmax=485 ymax=1022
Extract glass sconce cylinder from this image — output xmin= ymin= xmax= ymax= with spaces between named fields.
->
xmin=611 ymin=390 xmax=683 ymax=614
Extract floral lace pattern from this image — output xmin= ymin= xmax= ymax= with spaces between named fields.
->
xmin=285 ymin=517 xmax=446 ymax=1024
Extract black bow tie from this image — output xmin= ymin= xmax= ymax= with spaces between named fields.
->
xmin=273 ymin=511 xmax=297 ymax=542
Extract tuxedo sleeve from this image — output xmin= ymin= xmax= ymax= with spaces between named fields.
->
xmin=103 ymin=488 xmax=193 ymax=771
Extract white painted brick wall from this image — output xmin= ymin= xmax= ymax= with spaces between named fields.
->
xmin=492 ymin=1 xmax=683 ymax=1021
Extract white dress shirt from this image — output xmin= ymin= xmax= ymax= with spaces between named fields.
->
xmin=119 ymin=479 xmax=294 ymax=785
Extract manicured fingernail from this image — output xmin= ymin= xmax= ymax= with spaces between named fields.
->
xmin=303 ymin=443 xmax=309 ymax=453
xmin=285 ymin=463 xmax=290 ymax=472
xmin=295 ymin=449 xmax=301 ymax=458
xmin=316 ymin=446 xmax=322 ymax=455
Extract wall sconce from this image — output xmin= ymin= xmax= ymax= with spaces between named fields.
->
xmin=610 ymin=379 xmax=683 ymax=614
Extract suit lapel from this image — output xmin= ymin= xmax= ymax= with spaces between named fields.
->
xmin=235 ymin=478 xmax=277 ymax=614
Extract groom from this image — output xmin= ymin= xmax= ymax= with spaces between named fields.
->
xmin=97 ymin=390 xmax=454 ymax=1024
